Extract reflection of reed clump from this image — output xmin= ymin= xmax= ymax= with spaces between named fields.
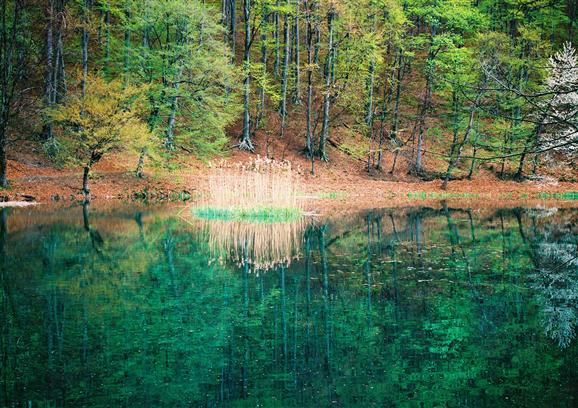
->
xmin=205 ymin=156 xmax=301 ymax=213
xmin=200 ymin=218 xmax=305 ymax=270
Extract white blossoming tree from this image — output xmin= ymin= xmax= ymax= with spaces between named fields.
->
xmin=539 ymin=42 xmax=578 ymax=159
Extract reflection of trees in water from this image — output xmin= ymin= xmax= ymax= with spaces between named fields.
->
xmin=198 ymin=218 xmax=307 ymax=270
xmin=528 ymin=214 xmax=577 ymax=349
xmin=1 ymin=205 xmax=577 ymax=406
xmin=355 ymin=206 xmax=577 ymax=349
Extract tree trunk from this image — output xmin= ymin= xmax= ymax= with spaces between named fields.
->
xmin=514 ymin=122 xmax=542 ymax=180
xmin=441 ymin=90 xmax=461 ymax=188
xmin=376 ymin=53 xmax=394 ymax=172
xmin=0 ymin=0 xmax=24 ymax=188
xmin=292 ymin=0 xmax=302 ymax=104
xmin=0 ymin=135 xmax=7 ymax=188
xmin=104 ymin=1 xmax=111 ymax=77
xmin=82 ymin=164 xmax=91 ymax=202
xmin=389 ymin=50 xmax=404 ymax=174
xmin=414 ymin=75 xmax=432 ymax=174
xmin=135 ymin=149 xmax=146 ymax=178
xmin=568 ymin=0 xmax=576 ymax=39
xmin=467 ymin=117 xmax=480 ymax=179
xmin=55 ymin=19 xmax=66 ymax=103
xmin=165 ymin=68 xmax=183 ymax=149
xmin=222 ymin=0 xmax=228 ymax=36
xmin=42 ymin=0 xmax=55 ymax=140
xmin=279 ymin=3 xmax=290 ymax=138
xmin=274 ymin=0 xmax=280 ymax=78
xmin=365 ymin=58 xmax=375 ymax=173
xmin=165 ymin=91 xmax=178 ymax=150
xmin=255 ymin=2 xmax=268 ymax=130
xmin=229 ymin=0 xmax=237 ymax=58
xmin=514 ymin=105 xmax=550 ymax=179
xmin=239 ymin=0 xmax=253 ymax=150
xmin=316 ymin=10 xmax=334 ymax=161
xmin=305 ymin=0 xmax=316 ymax=158
xmin=124 ymin=7 xmax=131 ymax=86
xmin=442 ymin=86 xmax=484 ymax=189
xmin=81 ymin=0 xmax=91 ymax=98
xmin=414 ymin=27 xmax=436 ymax=174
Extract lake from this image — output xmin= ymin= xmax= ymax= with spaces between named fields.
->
xmin=0 ymin=204 xmax=576 ymax=407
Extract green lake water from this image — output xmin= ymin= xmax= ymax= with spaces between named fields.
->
xmin=0 ymin=204 xmax=576 ymax=407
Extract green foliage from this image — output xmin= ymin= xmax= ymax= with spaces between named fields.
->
xmin=48 ymin=76 xmax=152 ymax=167
xmin=127 ymin=0 xmax=241 ymax=156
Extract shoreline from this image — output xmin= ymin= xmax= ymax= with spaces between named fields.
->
xmin=4 ymin=152 xmax=577 ymax=210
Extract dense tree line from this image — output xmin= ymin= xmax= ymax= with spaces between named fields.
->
xmin=0 ymin=0 xmax=576 ymax=196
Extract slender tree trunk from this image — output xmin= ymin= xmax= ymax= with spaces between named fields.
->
xmin=239 ymin=0 xmax=253 ymax=150
xmin=222 ymin=0 xmax=228 ymax=37
xmin=442 ymin=90 xmax=461 ymax=187
xmin=55 ymin=18 xmax=66 ymax=103
xmin=467 ymin=117 xmax=480 ymax=179
xmin=230 ymin=0 xmax=237 ymax=58
xmin=376 ymin=54 xmax=394 ymax=172
xmin=414 ymin=27 xmax=436 ymax=174
xmin=279 ymin=3 xmax=290 ymax=138
xmin=135 ymin=151 xmax=146 ymax=178
xmin=82 ymin=164 xmax=91 ymax=202
xmin=442 ymin=86 xmax=484 ymax=189
xmin=81 ymin=0 xmax=91 ymax=98
xmin=104 ymin=1 xmax=110 ymax=77
xmin=568 ymin=0 xmax=576 ymax=39
xmin=514 ymin=102 xmax=551 ymax=179
xmin=42 ymin=0 xmax=55 ymax=140
xmin=0 ymin=133 xmax=7 ymax=188
xmin=165 ymin=82 xmax=179 ymax=150
xmin=515 ymin=122 xmax=543 ymax=179
xmin=124 ymin=7 xmax=131 ymax=86
xmin=415 ymin=77 xmax=432 ymax=174
xmin=365 ymin=58 xmax=375 ymax=173
xmin=0 ymin=0 xmax=24 ymax=188
xmin=273 ymin=0 xmax=280 ymax=78
xmin=389 ymin=50 xmax=404 ymax=174
xmin=305 ymin=0 xmax=316 ymax=157
xmin=135 ymin=17 xmax=153 ymax=177
xmin=255 ymin=3 xmax=268 ymax=130
xmin=292 ymin=0 xmax=302 ymax=103
xmin=316 ymin=9 xmax=334 ymax=161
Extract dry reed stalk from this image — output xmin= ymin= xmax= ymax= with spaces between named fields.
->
xmin=204 ymin=156 xmax=302 ymax=211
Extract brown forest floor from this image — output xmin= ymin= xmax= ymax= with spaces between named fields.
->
xmin=2 ymin=128 xmax=578 ymax=213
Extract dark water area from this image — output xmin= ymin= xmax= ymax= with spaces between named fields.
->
xmin=0 ymin=204 xmax=577 ymax=407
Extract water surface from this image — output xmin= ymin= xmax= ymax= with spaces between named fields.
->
xmin=1 ymin=204 xmax=577 ymax=407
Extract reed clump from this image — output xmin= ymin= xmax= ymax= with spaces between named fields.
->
xmin=196 ymin=156 xmax=303 ymax=221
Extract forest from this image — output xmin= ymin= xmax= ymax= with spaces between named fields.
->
xmin=0 ymin=0 xmax=576 ymax=201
